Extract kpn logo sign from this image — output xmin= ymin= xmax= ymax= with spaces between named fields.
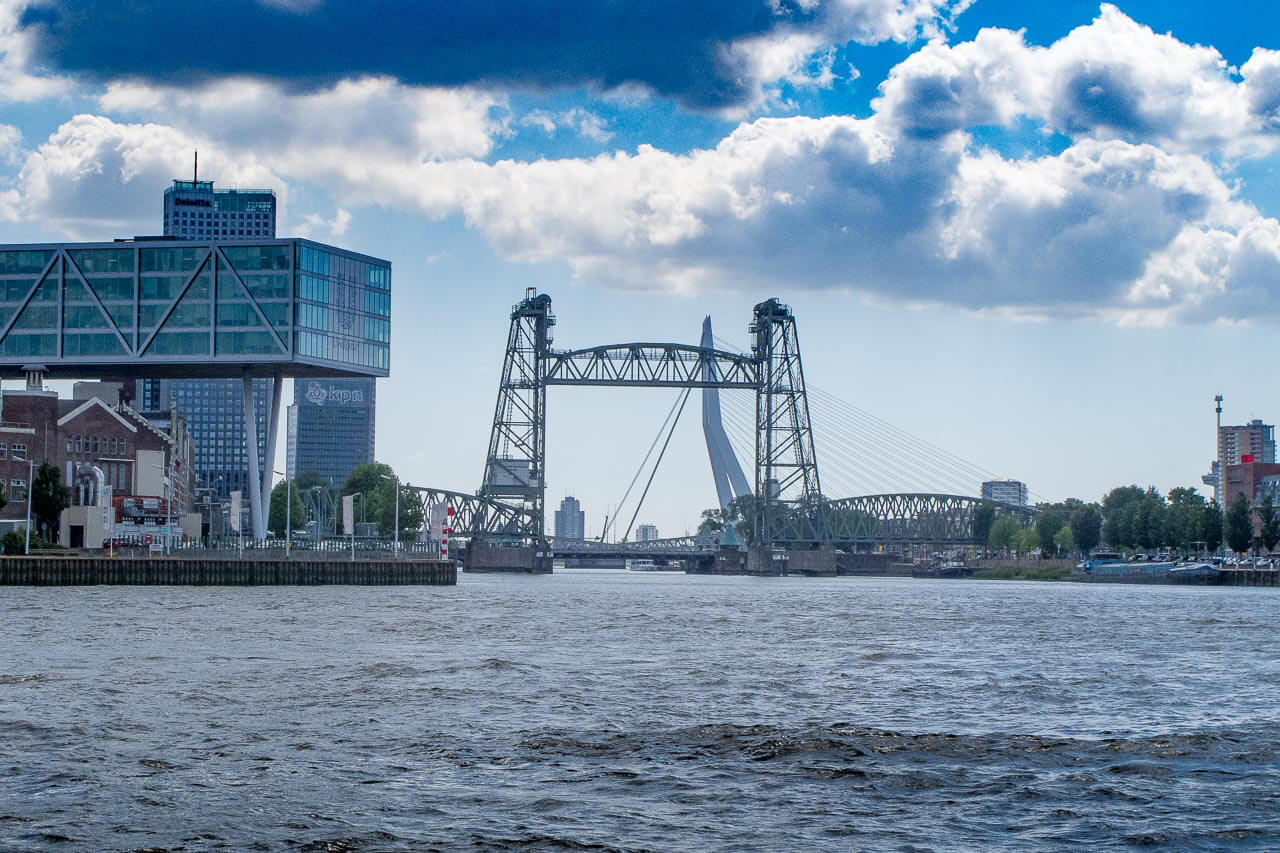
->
xmin=304 ymin=381 xmax=365 ymax=406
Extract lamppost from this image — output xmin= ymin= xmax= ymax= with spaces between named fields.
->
xmin=380 ymin=473 xmax=399 ymax=557
xmin=273 ymin=469 xmax=291 ymax=556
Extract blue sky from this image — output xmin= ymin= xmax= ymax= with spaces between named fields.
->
xmin=2 ymin=0 xmax=1279 ymax=536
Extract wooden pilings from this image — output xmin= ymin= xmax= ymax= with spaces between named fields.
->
xmin=0 ymin=557 xmax=456 ymax=586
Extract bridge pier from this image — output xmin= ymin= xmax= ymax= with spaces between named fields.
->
xmin=463 ymin=540 xmax=553 ymax=574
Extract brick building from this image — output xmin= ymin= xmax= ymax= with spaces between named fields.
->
xmin=1221 ymin=461 xmax=1280 ymax=546
xmin=0 ymin=373 xmax=194 ymax=533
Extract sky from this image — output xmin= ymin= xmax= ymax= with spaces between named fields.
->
xmin=1 ymin=0 xmax=1279 ymax=537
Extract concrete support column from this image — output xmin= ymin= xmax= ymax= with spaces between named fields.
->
xmin=243 ymin=376 xmax=266 ymax=540
xmin=261 ymin=373 xmax=283 ymax=515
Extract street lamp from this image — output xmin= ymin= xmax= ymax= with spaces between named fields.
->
xmin=348 ymin=491 xmax=362 ymax=561
xmin=273 ymin=469 xmax=291 ymax=556
xmin=23 ymin=455 xmax=33 ymax=554
xmin=380 ymin=473 xmax=399 ymax=557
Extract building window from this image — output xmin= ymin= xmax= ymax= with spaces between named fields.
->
xmin=0 ymin=443 xmax=6 ymax=459
xmin=9 ymin=479 xmax=26 ymax=501
xmin=92 ymin=436 xmax=99 ymax=454
xmin=75 ymin=435 xmax=82 ymax=453
xmin=11 ymin=444 xmax=26 ymax=461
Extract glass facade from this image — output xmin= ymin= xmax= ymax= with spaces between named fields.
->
xmin=0 ymin=239 xmax=390 ymax=377
xmin=163 ymin=180 xmax=277 ymax=241
xmin=286 ymin=377 xmax=376 ymax=487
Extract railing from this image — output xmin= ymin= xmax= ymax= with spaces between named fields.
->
xmin=102 ymin=537 xmax=447 ymax=561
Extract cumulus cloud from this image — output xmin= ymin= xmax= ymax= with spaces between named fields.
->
xmin=99 ymin=77 xmax=506 ymax=164
xmin=0 ymin=0 xmax=66 ymax=100
xmin=876 ymin=5 xmax=1271 ymax=155
xmin=17 ymin=0 xmax=963 ymax=111
xmin=14 ymin=114 xmax=283 ymax=239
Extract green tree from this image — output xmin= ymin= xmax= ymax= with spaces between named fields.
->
xmin=697 ymin=508 xmax=724 ymax=537
xmin=1166 ymin=487 xmax=1206 ymax=553
xmin=268 ymin=480 xmax=307 ymax=537
xmin=1102 ymin=485 xmax=1145 ymax=550
xmin=1015 ymin=526 xmax=1040 ymax=557
xmin=340 ymin=463 xmax=424 ymax=537
xmin=1225 ymin=493 xmax=1253 ymax=554
xmin=972 ymin=503 xmax=997 ymax=543
xmin=1053 ymin=524 xmax=1074 ymax=555
xmin=1135 ymin=488 xmax=1169 ymax=551
xmin=1260 ymin=493 xmax=1280 ymax=553
xmin=1202 ymin=501 xmax=1224 ymax=553
xmin=1071 ymin=504 xmax=1102 ymax=553
xmin=988 ymin=514 xmax=1020 ymax=553
xmin=1036 ymin=505 xmax=1071 ymax=556
xmin=31 ymin=461 xmax=69 ymax=542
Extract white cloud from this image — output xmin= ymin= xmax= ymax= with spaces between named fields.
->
xmin=99 ymin=76 xmax=506 ymax=164
xmin=0 ymin=0 xmax=69 ymax=101
xmin=876 ymin=5 xmax=1269 ymax=155
xmin=15 ymin=114 xmax=283 ymax=239
xmin=519 ymin=108 xmax=613 ymax=143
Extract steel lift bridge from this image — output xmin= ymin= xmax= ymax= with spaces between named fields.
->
xmin=411 ymin=289 xmax=1025 ymax=565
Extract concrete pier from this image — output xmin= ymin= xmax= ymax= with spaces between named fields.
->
xmin=0 ymin=557 xmax=455 ymax=586
xmin=463 ymin=540 xmax=553 ymax=574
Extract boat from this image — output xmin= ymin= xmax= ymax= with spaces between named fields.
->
xmin=628 ymin=559 xmax=665 ymax=572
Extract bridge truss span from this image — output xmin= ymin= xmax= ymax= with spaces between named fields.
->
xmin=543 ymin=343 xmax=759 ymax=389
xmin=821 ymin=493 xmax=1036 ymax=546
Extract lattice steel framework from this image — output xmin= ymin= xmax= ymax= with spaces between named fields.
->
xmin=822 ymin=493 xmax=1036 ymax=546
xmin=479 ymin=292 xmax=555 ymax=541
xmin=751 ymin=298 xmax=822 ymax=544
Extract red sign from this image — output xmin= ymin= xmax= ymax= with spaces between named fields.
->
xmin=1242 ymin=454 xmax=1256 ymax=464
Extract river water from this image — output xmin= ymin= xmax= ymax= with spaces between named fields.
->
xmin=2 ymin=572 xmax=1278 ymax=850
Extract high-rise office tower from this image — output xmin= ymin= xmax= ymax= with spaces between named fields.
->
xmin=981 ymin=479 xmax=1029 ymax=506
xmin=554 ymin=495 xmax=586 ymax=540
xmin=144 ymin=172 xmax=280 ymax=500
xmin=286 ymin=378 xmax=376 ymax=486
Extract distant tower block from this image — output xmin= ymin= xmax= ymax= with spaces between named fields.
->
xmin=700 ymin=316 xmax=752 ymax=511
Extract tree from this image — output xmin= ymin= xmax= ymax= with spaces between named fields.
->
xmin=1260 ymin=493 xmax=1280 ymax=553
xmin=293 ymin=470 xmax=332 ymax=493
xmin=1053 ymin=524 xmax=1074 ymax=556
xmin=1225 ymin=494 xmax=1253 ymax=554
xmin=972 ymin=503 xmax=997 ymax=544
xmin=1134 ymin=488 xmax=1169 ymax=551
xmin=1036 ymin=505 xmax=1071 ymax=556
xmin=1203 ymin=501 xmax=1224 ymax=553
xmin=1015 ymin=526 xmax=1040 ymax=557
xmin=697 ymin=508 xmax=724 ymax=537
xmin=31 ymin=461 xmax=69 ymax=542
xmin=1166 ymin=487 xmax=1206 ymax=553
xmin=988 ymin=514 xmax=1020 ymax=553
xmin=1071 ymin=504 xmax=1102 ymax=553
xmin=268 ymin=480 xmax=306 ymax=537
xmin=1102 ymin=485 xmax=1145 ymax=550
xmin=340 ymin=463 xmax=424 ymax=537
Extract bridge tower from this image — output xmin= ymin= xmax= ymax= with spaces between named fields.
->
xmin=751 ymin=298 xmax=823 ymax=544
xmin=480 ymin=288 xmax=555 ymax=542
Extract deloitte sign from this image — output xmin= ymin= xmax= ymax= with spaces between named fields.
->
xmin=303 ymin=381 xmax=367 ymax=407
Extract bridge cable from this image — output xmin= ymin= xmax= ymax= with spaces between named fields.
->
xmin=711 ymin=333 xmax=1012 ymax=497
xmin=621 ymin=385 xmax=692 ymax=542
xmin=604 ymin=388 xmax=688 ymax=542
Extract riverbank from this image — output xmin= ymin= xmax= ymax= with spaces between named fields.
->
xmin=0 ymin=555 xmax=456 ymax=585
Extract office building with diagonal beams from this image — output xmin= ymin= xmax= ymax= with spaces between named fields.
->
xmin=0 ymin=238 xmax=391 ymax=537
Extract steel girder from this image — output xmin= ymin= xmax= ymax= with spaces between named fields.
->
xmin=411 ymin=486 xmax=538 ymax=539
xmin=816 ymin=493 xmax=1035 ymax=546
xmin=479 ymin=293 xmax=553 ymax=543
xmin=548 ymin=535 xmax=708 ymax=554
xmin=543 ymin=343 xmax=759 ymax=388
xmin=751 ymin=298 xmax=822 ymax=544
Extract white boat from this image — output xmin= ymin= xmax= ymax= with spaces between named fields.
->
xmin=628 ymin=559 xmax=664 ymax=572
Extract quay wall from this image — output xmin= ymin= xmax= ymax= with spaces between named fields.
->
xmin=0 ymin=556 xmax=455 ymax=586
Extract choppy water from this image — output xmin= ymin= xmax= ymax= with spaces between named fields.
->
xmin=2 ymin=572 xmax=1278 ymax=851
